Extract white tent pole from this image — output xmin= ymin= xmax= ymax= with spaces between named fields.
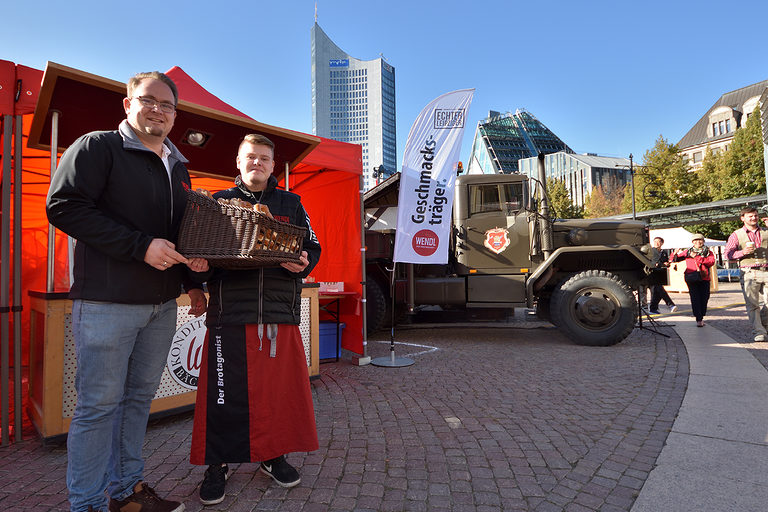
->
xmin=46 ymin=111 xmax=60 ymax=292
xmin=359 ymin=174 xmax=369 ymax=362
xmin=285 ymin=162 xmax=290 ymax=191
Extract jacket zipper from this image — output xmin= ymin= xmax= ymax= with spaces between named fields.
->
xmin=290 ymin=280 xmax=297 ymax=323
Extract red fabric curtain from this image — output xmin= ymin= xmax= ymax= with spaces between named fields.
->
xmin=287 ymin=141 xmax=363 ymax=354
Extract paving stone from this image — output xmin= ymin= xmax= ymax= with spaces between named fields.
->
xmin=15 ymin=288 xmax=755 ymax=511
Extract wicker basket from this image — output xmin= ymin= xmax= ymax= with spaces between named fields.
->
xmin=178 ymin=189 xmax=306 ymax=269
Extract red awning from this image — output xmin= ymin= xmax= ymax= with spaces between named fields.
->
xmin=0 ymin=60 xmax=42 ymax=115
xmin=7 ymin=61 xmax=364 ymax=356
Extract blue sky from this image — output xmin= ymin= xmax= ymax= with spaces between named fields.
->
xmin=4 ymin=0 xmax=767 ymax=170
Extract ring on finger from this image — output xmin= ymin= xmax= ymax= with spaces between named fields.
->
xmin=162 ymin=261 xmax=168 ymax=267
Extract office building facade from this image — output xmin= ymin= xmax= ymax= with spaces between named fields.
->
xmin=311 ymin=23 xmax=396 ymax=190
xmin=466 ymin=110 xmax=572 ymax=175
xmin=519 ymin=152 xmax=631 ymax=208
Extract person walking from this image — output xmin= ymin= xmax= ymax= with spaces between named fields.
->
xmin=672 ymin=233 xmax=715 ymax=327
xmin=46 ymin=71 xmax=209 ymax=512
xmin=189 ymin=134 xmax=322 ymax=506
xmin=725 ymin=207 xmax=768 ymax=342
xmin=649 ymin=236 xmax=678 ymax=314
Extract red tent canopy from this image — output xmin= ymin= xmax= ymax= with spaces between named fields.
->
xmin=2 ymin=61 xmax=364 ymax=360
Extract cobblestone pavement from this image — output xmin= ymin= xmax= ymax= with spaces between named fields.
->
xmin=666 ymin=281 xmax=768 ymax=371
xmin=1 ymin=282 xmax=762 ymax=511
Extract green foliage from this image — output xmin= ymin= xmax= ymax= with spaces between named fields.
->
xmin=631 ymin=135 xmax=706 ymax=212
xmin=702 ymin=106 xmax=766 ymax=200
xmin=636 ymin=106 xmax=766 ymax=235
xmin=546 ymin=178 xmax=583 ymax=219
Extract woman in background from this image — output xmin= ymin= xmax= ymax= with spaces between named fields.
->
xmin=672 ymin=233 xmax=716 ymax=327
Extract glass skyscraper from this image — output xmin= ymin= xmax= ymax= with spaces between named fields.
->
xmin=311 ymin=23 xmax=396 ymax=190
xmin=467 ymin=110 xmax=572 ymax=175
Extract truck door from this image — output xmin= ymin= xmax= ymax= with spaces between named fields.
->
xmin=455 ymin=181 xmax=530 ymax=273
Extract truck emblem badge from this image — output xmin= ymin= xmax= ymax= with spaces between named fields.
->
xmin=484 ymin=227 xmax=510 ymax=254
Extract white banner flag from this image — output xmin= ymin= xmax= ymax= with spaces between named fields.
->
xmin=393 ymin=89 xmax=474 ymax=264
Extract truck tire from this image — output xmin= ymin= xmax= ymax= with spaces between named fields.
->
xmin=366 ymin=277 xmax=388 ymax=333
xmin=550 ymin=270 xmax=637 ymax=346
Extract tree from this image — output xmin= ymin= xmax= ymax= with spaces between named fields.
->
xmin=583 ymin=183 xmax=624 ymax=218
xmin=704 ymin=106 xmax=765 ymax=200
xmin=697 ymin=146 xmax=722 ymax=202
xmin=630 ymin=135 xmax=708 ymax=212
xmin=546 ymin=178 xmax=583 ymax=218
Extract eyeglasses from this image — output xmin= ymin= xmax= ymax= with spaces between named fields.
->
xmin=132 ymin=96 xmax=176 ymax=114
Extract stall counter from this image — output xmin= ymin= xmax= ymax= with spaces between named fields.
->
xmin=27 ymin=285 xmax=320 ymax=439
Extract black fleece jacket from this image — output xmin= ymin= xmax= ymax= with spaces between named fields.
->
xmin=46 ymin=121 xmax=202 ymax=304
xmin=203 ymin=175 xmax=322 ymax=326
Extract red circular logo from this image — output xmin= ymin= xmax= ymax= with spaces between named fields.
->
xmin=412 ymin=229 xmax=439 ymax=256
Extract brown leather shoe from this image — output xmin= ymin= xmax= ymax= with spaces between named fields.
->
xmin=108 ymin=481 xmax=184 ymax=512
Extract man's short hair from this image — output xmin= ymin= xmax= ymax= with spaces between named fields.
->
xmin=239 ymin=134 xmax=275 ymax=152
xmin=741 ymin=206 xmax=758 ymax=216
xmin=653 ymin=237 xmax=664 ymax=244
xmin=127 ymin=71 xmax=178 ymax=105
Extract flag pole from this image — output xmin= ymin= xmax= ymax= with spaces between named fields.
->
xmin=371 ymin=262 xmax=414 ymax=367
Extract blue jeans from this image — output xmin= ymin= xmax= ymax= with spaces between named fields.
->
xmin=67 ymin=299 xmax=177 ymax=512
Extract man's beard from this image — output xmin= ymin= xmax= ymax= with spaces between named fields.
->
xmin=143 ymin=125 xmax=165 ymax=137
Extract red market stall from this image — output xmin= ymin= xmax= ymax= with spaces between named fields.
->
xmin=0 ymin=61 xmax=364 ymax=439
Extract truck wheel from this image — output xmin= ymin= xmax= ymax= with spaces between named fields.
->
xmin=366 ymin=278 xmax=388 ymax=333
xmin=550 ymin=270 xmax=636 ymax=346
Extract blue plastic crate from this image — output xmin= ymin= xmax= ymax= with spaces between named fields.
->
xmin=319 ymin=321 xmax=345 ymax=359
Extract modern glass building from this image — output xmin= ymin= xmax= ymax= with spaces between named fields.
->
xmin=466 ymin=110 xmax=572 ymax=175
xmin=311 ymin=23 xmax=396 ymax=190
xmin=519 ymin=152 xmax=632 ymax=208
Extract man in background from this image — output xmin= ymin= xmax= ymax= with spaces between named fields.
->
xmin=649 ymin=236 xmax=677 ymax=314
xmin=725 ymin=207 xmax=768 ymax=342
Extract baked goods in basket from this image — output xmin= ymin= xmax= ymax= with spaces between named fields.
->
xmin=178 ymin=189 xmax=305 ymax=268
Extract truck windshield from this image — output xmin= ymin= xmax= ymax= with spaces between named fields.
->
xmin=468 ymin=183 xmax=524 ymax=217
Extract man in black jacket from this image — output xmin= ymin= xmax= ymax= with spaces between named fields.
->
xmin=649 ymin=236 xmax=677 ymax=314
xmin=190 ymin=134 xmax=321 ymax=506
xmin=46 ymin=71 xmax=208 ymax=512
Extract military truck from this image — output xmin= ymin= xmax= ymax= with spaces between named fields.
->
xmin=364 ymin=168 xmax=662 ymax=346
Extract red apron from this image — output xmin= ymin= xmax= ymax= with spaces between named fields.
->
xmin=190 ymin=324 xmax=318 ymax=465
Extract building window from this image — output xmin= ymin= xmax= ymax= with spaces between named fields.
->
xmin=718 ymin=120 xmax=725 ymax=135
xmin=725 ymin=119 xmax=731 ymax=132
xmin=693 ymin=151 xmax=703 ymax=163
xmin=712 ymin=122 xmax=719 ymax=136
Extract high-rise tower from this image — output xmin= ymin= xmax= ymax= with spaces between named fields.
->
xmin=311 ymin=22 xmax=396 ymax=190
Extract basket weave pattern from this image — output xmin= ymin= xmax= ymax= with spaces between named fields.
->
xmin=178 ymin=189 xmax=306 ymax=269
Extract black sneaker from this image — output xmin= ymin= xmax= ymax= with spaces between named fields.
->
xmin=108 ymin=481 xmax=184 ymax=512
xmin=199 ymin=464 xmax=229 ymax=505
xmin=260 ymin=455 xmax=300 ymax=488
